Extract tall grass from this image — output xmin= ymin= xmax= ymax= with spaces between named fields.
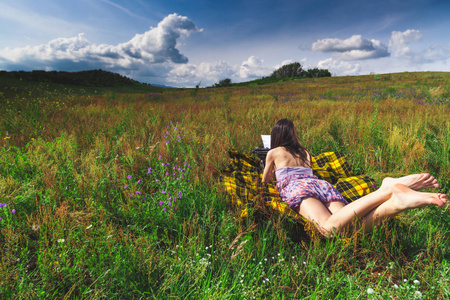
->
xmin=1 ymin=72 xmax=450 ymax=299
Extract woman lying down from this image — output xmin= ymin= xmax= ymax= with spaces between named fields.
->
xmin=262 ymin=118 xmax=447 ymax=237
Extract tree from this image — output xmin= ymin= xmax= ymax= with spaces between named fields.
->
xmin=305 ymin=68 xmax=331 ymax=78
xmin=270 ymin=62 xmax=304 ymax=78
xmin=214 ymin=78 xmax=232 ymax=87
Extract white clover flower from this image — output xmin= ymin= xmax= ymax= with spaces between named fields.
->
xmin=414 ymin=280 xmax=420 ymax=285
xmin=57 ymin=239 xmax=65 ymax=243
xmin=326 ymin=277 xmax=330 ymax=282
xmin=367 ymin=288 xmax=375 ymax=295
xmin=393 ymin=284 xmax=399 ymax=289
xmin=32 ymin=224 xmax=39 ymax=231
xmin=414 ymin=291 xmax=423 ymax=298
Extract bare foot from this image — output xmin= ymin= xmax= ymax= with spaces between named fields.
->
xmin=382 ymin=173 xmax=440 ymax=192
xmin=391 ymin=183 xmax=447 ymax=211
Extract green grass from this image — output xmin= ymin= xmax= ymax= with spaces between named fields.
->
xmin=1 ymin=71 xmax=450 ymax=299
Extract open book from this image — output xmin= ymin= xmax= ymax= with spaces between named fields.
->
xmin=261 ymin=135 xmax=271 ymax=149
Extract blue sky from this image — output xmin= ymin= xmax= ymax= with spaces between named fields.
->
xmin=0 ymin=0 xmax=449 ymax=87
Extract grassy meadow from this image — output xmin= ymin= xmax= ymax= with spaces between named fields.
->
xmin=1 ymin=71 xmax=450 ymax=299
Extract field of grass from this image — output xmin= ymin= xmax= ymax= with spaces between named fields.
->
xmin=1 ymin=71 xmax=450 ymax=299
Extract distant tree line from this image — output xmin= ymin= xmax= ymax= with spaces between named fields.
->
xmin=213 ymin=62 xmax=331 ymax=87
xmin=0 ymin=69 xmax=150 ymax=87
xmin=269 ymin=62 xmax=331 ymax=78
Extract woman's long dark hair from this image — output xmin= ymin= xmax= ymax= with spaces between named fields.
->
xmin=270 ymin=118 xmax=310 ymax=166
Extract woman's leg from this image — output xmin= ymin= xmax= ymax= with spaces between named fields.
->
xmin=360 ymin=183 xmax=446 ymax=230
xmin=298 ymin=182 xmax=446 ymax=236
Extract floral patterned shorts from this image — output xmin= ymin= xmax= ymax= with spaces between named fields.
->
xmin=276 ymin=174 xmax=348 ymax=210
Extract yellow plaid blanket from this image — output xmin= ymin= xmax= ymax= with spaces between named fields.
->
xmin=219 ymin=149 xmax=377 ymax=224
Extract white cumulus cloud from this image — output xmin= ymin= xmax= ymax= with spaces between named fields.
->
xmin=318 ymin=58 xmax=361 ymax=75
xmin=389 ymin=29 xmax=422 ymax=57
xmin=239 ymin=56 xmax=273 ymax=79
xmin=0 ymin=13 xmax=201 ymax=72
xmin=312 ymin=35 xmax=389 ymax=60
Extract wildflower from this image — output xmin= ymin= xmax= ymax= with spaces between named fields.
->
xmin=136 ymin=191 xmax=142 ymax=195
xmin=162 ymin=190 xmax=165 ymax=194
xmin=57 ymin=239 xmax=65 ymax=243
xmin=124 ymin=185 xmax=129 ymax=189
xmin=32 ymin=224 xmax=39 ymax=231
xmin=168 ymin=202 xmax=172 ymax=206
xmin=0 ymin=217 xmax=2 ymax=221
xmin=158 ymin=156 xmax=162 ymax=159
xmin=165 ymin=172 xmax=169 ymax=176
xmin=155 ymin=179 xmax=159 ymax=183
xmin=166 ymin=163 xmax=170 ymax=166
xmin=159 ymin=201 xmax=163 ymax=205
xmin=11 ymin=209 xmax=16 ymax=213
xmin=414 ymin=291 xmax=422 ymax=298
xmin=393 ymin=284 xmax=399 ymax=289
xmin=163 ymin=208 xmax=167 ymax=212
xmin=367 ymin=288 xmax=374 ymax=295
xmin=127 ymin=175 xmax=132 ymax=179
xmin=414 ymin=280 xmax=420 ymax=285
xmin=137 ymin=180 xmax=141 ymax=184
xmin=86 ymin=224 xmax=93 ymax=229
xmin=148 ymin=167 xmax=152 ymax=173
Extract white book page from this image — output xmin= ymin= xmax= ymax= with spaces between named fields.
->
xmin=261 ymin=135 xmax=271 ymax=149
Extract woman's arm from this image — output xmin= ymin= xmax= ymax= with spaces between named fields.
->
xmin=262 ymin=150 xmax=275 ymax=183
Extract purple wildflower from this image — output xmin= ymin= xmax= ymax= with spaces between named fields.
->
xmin=158 ymin=156 xmax=162 ymax=159
xmin=0 ymin=217 xmax=2 ymax=221
xmin=166 ymin=163 xmax=170 ymax=166
xmin=156 ymin=179 xmax=159 ymax=183
xmin=176 ymin=178 xmax=179 ymax=180
xmin=168 ymin=202 xmax=172 ymax=206
xmin=165 ymin=172 xmax=169 ymax=176
xmin=148 ymin=167 xmax=152 ymax=173
xmin=163 ymin=208 xmax=167 ymax=212
xmin=11 ymin=209 xmax=16 ymax=213
xmin=162 ymin=190 xmax=165 ymax=194
xmin=124 ymin=185 xmax=129 ymax=189
xmin=136 ymin=191 xmax=142 ymax=195
xmin=127 ymin=175 xmax=132 ymax=179
xmin=159 ymin=201 xmax=163 ymax=205
xmin=137 ymin=180 xmax=141 ymax=184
